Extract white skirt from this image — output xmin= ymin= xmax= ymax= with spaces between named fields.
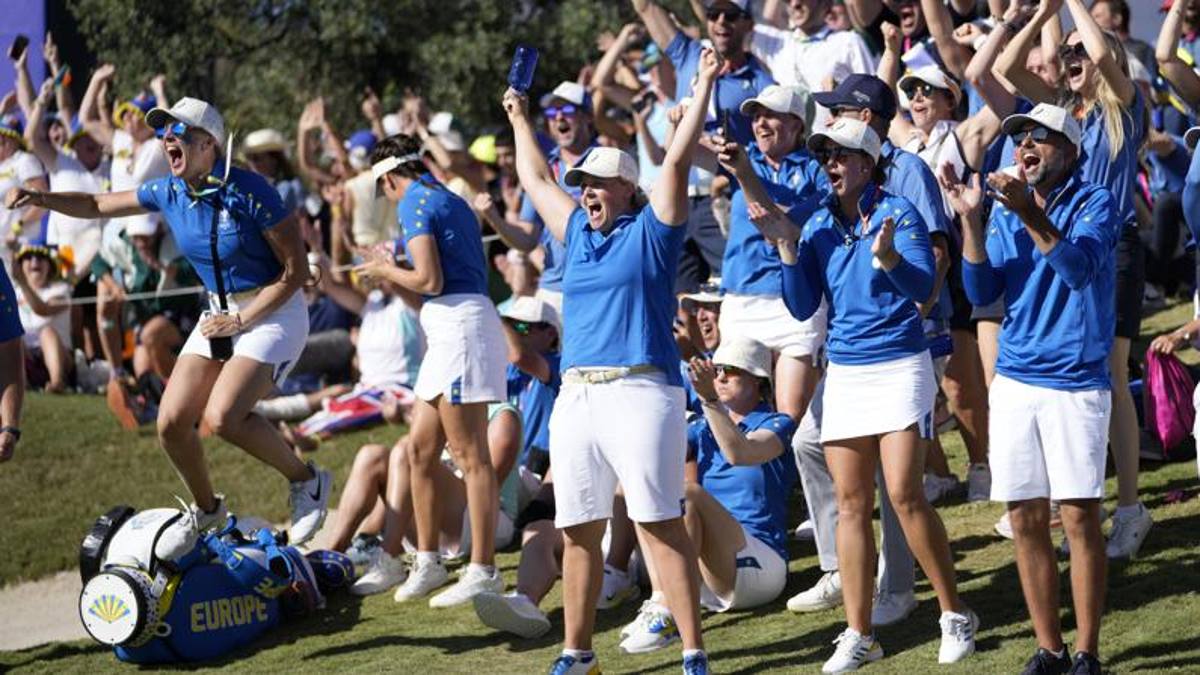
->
xmin=180 ymin=289 xmax=308 ymax=386
xmin=413 ymin=293 xmax=507 ymax=404
xmin=821 ymin=351 xmax=936 ymax=443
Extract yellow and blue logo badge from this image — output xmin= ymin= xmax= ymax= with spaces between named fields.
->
xmin=88 ymin=594 xmax=131 ymax=623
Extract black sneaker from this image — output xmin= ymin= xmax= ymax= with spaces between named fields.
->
xmin=1021 ymin=647 xmax=1072 ymax=675
xmin=1069 ymin=651 xmax=1102 ymax=675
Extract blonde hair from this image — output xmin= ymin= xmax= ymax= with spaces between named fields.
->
xmin=1066 ymin=31 xmax=1144 ymax=161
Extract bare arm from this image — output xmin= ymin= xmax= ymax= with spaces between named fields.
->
xmin=995 ymin=0 xmax=1060 ymax=105
xmin=42 ymin=33 xmax=74 ymax=125
xmin=149 ymin=73 xmax=169 ymax=112
xmin=316 ymin=258 xmax=366 ymax=315
xmin=1157 ymin=0 xmax=1200 ymax=108
xmin=6 ymin=187 xmax=144 ymax=220
xmin=13 ymin=49 xmax=34 ymax=119
xmin=296 ymin=99 xmax=339 ymax=187
xmin=921 ymin=0 xmax=972 ymax=79
xmin=25 ymin=81 xmax=58 ymax=171
xmin=503 ymin=89 xmax=578 ymax=243
xmin=473 ymin=192 xmax=540 ymax=251
xmin=965 ymin=7 xmax=1019 ymax=115
xmin=10 ymin=267 xmax=67 ymax=318
xmin=78 ymin=64 xmax=115 ymax=148
xmin=591 ymin=88 xmax=634 ymax=147
xmin=653 ymin=48 xmax=721 ymax=226
xmin=762 ymin=0 xmax=788 ymax=29
xmin=359 ymin=235 xmax=444 ymax=297
xmin=502 ymin=321 xmax=552 ymax=384
xmin=1064 ymin=0 xmax=1133 ymax=106
xmin=689 ymin=359 xmax=786 ymax=466
xmin=632 ymin=0 xmax=681 ymax=51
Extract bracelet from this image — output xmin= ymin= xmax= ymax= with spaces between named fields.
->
xmin=0 ymin=426 xmax=20 ymax=443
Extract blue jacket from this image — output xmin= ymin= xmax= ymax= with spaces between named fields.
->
xmin=962 ymin=175 xmax=1119 ymax=390
xmin=781 ymin=184 xmax=934 ymax=366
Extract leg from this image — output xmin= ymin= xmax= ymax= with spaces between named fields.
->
xmin=681 ymin=481 xmax=745 ymax=599
xmin=878 ymin=428 xmax=963 ymax=614
xmin=942 ymin=330 xmax=989 ymax=466
xmin=1107 ymin=337 xmax=1139 ymax=508
xmin=825 ymin=438 xmax=880 ymax=634
xmin=438 ymin=399 xmax=497 ymax=566
xmin=138 ymin=315 xmax=183 ymax=380
xmin=561 ymin=520 xmax=608 ymax=651
xmin=1009 ymin=499 xmax=1064 ymax=652
xmin=516 ymin=519 xmax=564 ymax=604
xmin=794 ymin=411 xmax=839 ymax=572
xmin=96 ymin=295 xmax=125 ymax=376
xmin=328 ymin=443 xmax=390 ymax=551
xmin=775 ymin=354 xmax=819 ymax=422
xmin=406 ymin=398 xmax=447 ymax=554
xmin=202 ymin=357 xmax=313 ymax=482
xmin=1058 ymin=499 xmax=1106 ymax=655
xmin=925 ymin=434 xmax=953 ymax=477
xmin=37 ymin=326 xmax=70 ymax=393
xmin=156 ymin=355 xmax=223 ymax=511
xmin=637 ymin=518 xmax=705 ymax=650
xmin=975 ymin=320 xmax=1001 ymax=388
xmin=605 ymin=489 xmax=638 ymax=572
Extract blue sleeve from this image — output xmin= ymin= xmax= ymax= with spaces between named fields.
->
xmin=398 ymin=194 xmax=435 ymax=244
xmin=136 ymin=177 xmax=170 ymax=212
xmin=1185 ymin=148 xmax=1200 ymax=244
xmin=762 ymin=413 xmax=797 ymax=450
xmin=519 ymin=192 xmax=542 ymax=227
xmin=885 ymin=209 xmax=935 ymax=302
xmin=781 ymin=222 xmax=824 ymax=322
xmin=905 ymin=159 xmax=952 ymax=236
xmin=962 ymin=210 xmax=1006 ymax=305
xmin=665 ymin=31 xmax=696 ymax=74
xmin=1042 ymin=188 xmax=1119 ymax=290
xmin=545 ymin=353 xmax=562 ymax=392
xmin=245 ymin=173 xmax=288 ymax=229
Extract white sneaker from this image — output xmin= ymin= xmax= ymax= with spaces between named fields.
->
xmin=393 ymin=558 xmax=449 ymax=602
xmin=871 ymin=590 xmax=916 ymax=627
xmin=1106 ymin=503 xmax=1153 ymax=559
xmin=794 ymin=518 xmax=816 ymax=542
xmin=288 ymin=461 xmax=331 ymax=545
xmin=994 ymin=512 xmax=1014 ymax=539
xmin=822 ymin=627 xmax=883 ymax=673
xmin=597 ymin=564 xmax=640 ymax=610
xmin=966 ymin=463 xmax=992 ymax=503
xmin=787 ymin=571 xmax=842 ymax=612
xmin=429 ymin=564 xmax=503 ymax=608
xmin=619 ymin=601 xmax=679 ymax=654
xmin=349 ymin=552 xmax=407 ymax=596
xmin=473 ymin=591 xmax=551 ymax=638
xmin=345 ymin=534 xmax=382 ymax=573
xmin=937 ymin=608 xmax=979 ymax=664
xmin=923 ymin=473 xmax=960 ymax=504
xmin=154 ymin=496 xmax=228 ymax=561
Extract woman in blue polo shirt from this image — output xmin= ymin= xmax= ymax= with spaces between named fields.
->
xmin=0 ymin=257 xmax=24 ymax=463
xmin=4 ymin=97 xmax=331 ymax=560
xmin=751 ymin=117 xmax=977 ymax=673
xmin=357 ymin=133 xmax=508 ymax=608
xmin=503 ymin=47 xmax=723 ymax=675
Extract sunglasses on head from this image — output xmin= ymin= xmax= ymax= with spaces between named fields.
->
xmin=706 ymin=8 xmax=747 ymax=22
xmin=814 ymin=144 xmax=862 ymax=164
xmin=155 ymin=121 xmax=195 ymax=142
xmin=1012 ymin=126 xmax=1055 ymax=145
xmin=902 ymin=82 xmax=939 ymax=100
xmin=543 ymin=104 xmax=578 ymax=118
xmin=1057 ymin=42 xmax=1088 ymax=63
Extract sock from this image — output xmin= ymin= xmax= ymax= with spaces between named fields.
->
xmin=1115 ymin=503 xmax=1142 ymax=519
xmin=415 ymin=551 xmax=440 ymax=566
xmin=682 ymin=649 xmax=705 ymax=660
xmin=467 ymin=562 xmax=495 ymax=577
xmin=649 ymin=590 xmax=665 ymax=604
xmin=562 ymin=648 xmax=593 ymax=661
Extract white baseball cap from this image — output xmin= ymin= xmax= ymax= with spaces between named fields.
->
xmin=897 ymin=66 xmax=962 ymax=110
xmin=1000 ymin=103 xmax=1082 ymax=153
xmin=242 ymin=128 xmax=288 ymax=155
xmin=146 ymin=97 xmax=226 ymax=149
xmin=712 ymin=338 xmax=772 ymax=380
xmin=563 ymin=147 xmax=639 ymax=187
xmin=540 ymin=81 xmax=589 ymax=108
xmin=501 ymin=295 xmax=562 ymax=335
xmin=806 ymin=117 xmax=882 ymax=162
xmin=740 ymin=84 xmax=815 ymax=128
xmin=1185 ymin=126 xmax=1200 ymax=149
xmin=682 ymin=276 xmax=724 ymax=304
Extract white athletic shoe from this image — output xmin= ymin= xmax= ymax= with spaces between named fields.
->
xmin=597 ymin=564 xmax=640 ymax=610
xmin=787 ymin=571 xmax=842 ymax=612
xmin=871 ymin=590 xmax=916 ymax=627
xmin=349 ymin=552 xmax=407 ymax=596
xmin=288 ymin=461 xmax=331 ymax=546
xmin=923 ymin=473 xmax=960 ymax=504
xmin=393 ymin=558 xmax=449 ymax=602
xmin=473 ymin=591 xmax=551 ymax=638
xmin=155 ymin=496 xmax=228 ymax=561
xmin=794 ymin=518 xmax=816 ymax=542
xmin=937 ymin=608 xmax=979 ymax=664
xmin=548 ymin=652 xmax=600 ymax=675
xmin=429 ymin=564 xmax=503 ymax=608
xmin=1106 ymin=503 xmax=1153 ymax=559
xmin=994 ymin=512 xmax=1014 ymax=539
xmin=619 ymin=600 xmax=680 ymax=654
xmin=822 ymin=628 xmax=883 ymax=673
xmin=345 ymin=533 xmax=382 ymax=573
xmin=966 ymin=463 xmax=992 ymax=503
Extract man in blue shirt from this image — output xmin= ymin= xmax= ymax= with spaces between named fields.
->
xmin=634 ymin=0 xmax=776 ymax=293
xmin=0 ymin=259 xmax=24 ymax=463
xmin=945 ymin=103 xmax=1118 ymax=675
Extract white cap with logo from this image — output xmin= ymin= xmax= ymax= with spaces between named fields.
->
xmin=807 ymin=118 xmax=882 ymax=162
xmin=541 ymin=81 xmax=589 ymax=109
xmin=501 ymin=295 xmax=562 ymax=335
xmin=740 ymin=84 xmax=815 ymax=129
xmin=1000 ymin=103 xmax=1082 ymax=153
xmin=563 ymin=147 xmax=639 ymax=187
xmin=146 ymin=97 xmax=227 ymax=149
xmin=712 ymin=338 xmax=772 ymax=380
xmin=897 ymin=65 xmax=962 ymax=110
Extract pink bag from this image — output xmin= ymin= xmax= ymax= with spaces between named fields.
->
xmin=1142 ymin=348 xmax=1197 ymax=453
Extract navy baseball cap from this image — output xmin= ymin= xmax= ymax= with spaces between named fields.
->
xmin=812 ymin=74 xmax=897 ymax=121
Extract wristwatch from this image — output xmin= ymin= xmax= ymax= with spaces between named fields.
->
xmin=0 ymin=426 xmax=20 ymax=442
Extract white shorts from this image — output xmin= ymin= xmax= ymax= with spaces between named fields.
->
xmin=821 ymin=352 xmax=937 ymax=443
xmin=718 ymin=293 xmax=827 ymax=359
xmin=413 ymin=294 xmax=507 ymax=404
xmin=699 ymin=527 xmax=787 ymax=612
xmin=180 ymin=289 xmax=308 ymax=386
xmin=550 ymin=371 xmax=687 ymax=528
xmin=989 ymin=374 xmax=1111 ymax=502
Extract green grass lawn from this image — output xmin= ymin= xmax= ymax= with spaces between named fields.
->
xmin=2 ymin=303 xmax=1199 ymax=673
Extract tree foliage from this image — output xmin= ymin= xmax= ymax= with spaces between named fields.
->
xmin=66 ymin=0 xmax=694 ymax=138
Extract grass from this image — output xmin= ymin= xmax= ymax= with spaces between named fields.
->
xmin=2 ymin=303 xmax=1199 ymax=673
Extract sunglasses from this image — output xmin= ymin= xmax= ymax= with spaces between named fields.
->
xmin=814 ymin=145 xmax=862 ymax=164
xmin=902 ymin=82 xmax=939 ymax=100
xmin=1012 ymin=126 xmax=1055 ymax=145
xmin=506 ymin=319 xmax=549 ymax=336
xmin=1057 ymin=42 xmax=1088 ymax=63
xmin=714 ymin=364 xmax=747 ymax=378
xmin=543 ymin=104 xmax=579 ymax=118
xmin=155 ymin=121 xmax=196 ymax=143
xmin=706 ymin=8 xmax=747 ymax=22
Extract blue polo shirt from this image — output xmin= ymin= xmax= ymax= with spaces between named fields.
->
xmin=781 ymin=186 xmax=935 ymax=366
xmin=666 ymin=32 xmax=775 ymax=146
xmin=687 ymin=404 xmax=798 ymax=561
xmin=506 ymin=352 xmax=562 ymax=465
xmin=0 ymin=260 xmax=23 ymax=343
xmin=1077 ymin=88 xmax=1147 ymax=228
xmin=722 ymin=145 xmax=828 ymax=297
xmin=398 ymin=175 xmax=488 ymax=298
xmin=962 ymin=175 xmax=1119 ymax=390
xmin=1183 ymin=144 xmax=1200 ymax=244
xmin=561 ymin=205 xmax=686 ymax=386
xmin=880 ymin=140 xmax=952 ymax=320
xmin=1147 ymin=135 xmax=1190 ymax=196
xmin=137 ymin=163 xmax=287 ymax=294
xmin=518 ymin=143 xmax=597 ymax=292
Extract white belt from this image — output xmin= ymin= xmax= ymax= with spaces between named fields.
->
xmin=562 ymin=364 xmax=659 ymax=385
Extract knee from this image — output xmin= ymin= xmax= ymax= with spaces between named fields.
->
xmin=140 ymin=319 xmax=168 ymax=349
xmin=1009 ymin=502 xmax=1050 ymax=538
xmin=202 ymin=403 xmax=240 ymax=439
xmin=835 ymin=490 xmax=873 ymax=523
xmin=354 ymin=443 xmax=390 ymax=478
xmin=886 ymin=482 xmax=927 ymax=517
xmin=157 ymin=408 xmax=192 ymax=445
xmin=1058 ymin=501 xmax=1100 ymax=538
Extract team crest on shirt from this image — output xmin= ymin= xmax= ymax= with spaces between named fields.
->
xmin=217 ymin=208 xmax=235 ymax=232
